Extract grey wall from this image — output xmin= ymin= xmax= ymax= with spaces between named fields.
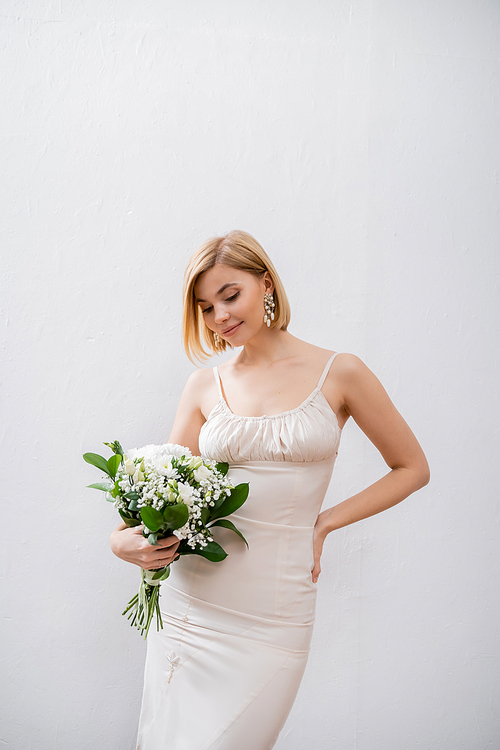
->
xmin=2 ymin=1 xmax=499 ymax=748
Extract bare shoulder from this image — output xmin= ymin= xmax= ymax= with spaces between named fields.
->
xmin=182 ymin=366 xmax=219 ymax=420
xmin=168 ymin=367 xmax=217 ymax=453
xmin=331 ymin=351 xmax=367 ymax=377
xmin=328 ymin=352 xmax=385 ymax=408
xmin=184 ymin=366 xmax=214 ymax=390
xmin=182 ymin=366 xmax=214 ymax=402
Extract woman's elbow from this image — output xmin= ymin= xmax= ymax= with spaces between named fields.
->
xmin=414 ymin=457 xmax=431 ymax=489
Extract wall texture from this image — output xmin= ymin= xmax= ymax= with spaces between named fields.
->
xmin=1 ymin=1 xmax=499 ymax=748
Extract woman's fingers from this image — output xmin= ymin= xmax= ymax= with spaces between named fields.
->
xmin=114 ymin=524 xmax=182 ymax=569
xmin=158 ymin=535 xmax=181 ymax=550
xmin=312 ymin=527 xmax=325 ymax=584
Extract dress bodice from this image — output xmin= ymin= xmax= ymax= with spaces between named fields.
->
xmin=199 ymin=352 xmax=343 ymax=463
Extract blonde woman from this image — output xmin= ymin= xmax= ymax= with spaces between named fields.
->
xmin=110 ymin=230 xmax=430 ymax=749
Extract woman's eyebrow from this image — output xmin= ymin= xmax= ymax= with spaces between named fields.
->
xmin=196 ymin=282 xmax=239 ymax=304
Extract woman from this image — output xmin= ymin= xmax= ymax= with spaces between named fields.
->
xmin=110 ymin=230 xmax=430 ymax=749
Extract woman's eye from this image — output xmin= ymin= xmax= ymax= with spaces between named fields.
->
xmin=201 ymin=292 xmax=239 ymax=314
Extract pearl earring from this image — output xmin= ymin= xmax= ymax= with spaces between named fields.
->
xmin=263 ymin=293 xmax=275 ymax=327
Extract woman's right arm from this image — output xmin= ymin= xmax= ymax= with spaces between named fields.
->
xmin=109 ymin=369 xmax=211 ymax=568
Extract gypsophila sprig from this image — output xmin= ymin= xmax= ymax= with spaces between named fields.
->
xmin=83 ymin=441 xmax=249 ymax=639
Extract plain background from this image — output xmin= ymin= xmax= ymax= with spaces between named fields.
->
xmin=1 ymin=1 xmax=499 ymax=748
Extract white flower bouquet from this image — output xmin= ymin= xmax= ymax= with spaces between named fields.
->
xmin=83 ymin=440 xmax=249 ymax=638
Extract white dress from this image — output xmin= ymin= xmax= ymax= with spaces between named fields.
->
xmin=137 ymin=352 xmax=342 ymax=750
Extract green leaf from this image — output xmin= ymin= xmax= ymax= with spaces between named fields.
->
xmin=147 ymin=532 xmax=158 ymax=546
xmin=103 ymin=440 xmax=124 ymax=458
xmin=215 ymin=462 xmax=229 ymax=476
xmin=124 ymin=490 xmax=139 ymax=500
xmin=209 ymin=519 xmax=249 ymax=548
xmin=200 ymin=507 xmax=211 ymax=526
xmin=107 ymin=454 xmax=121 ymax=479
xmin=128 ymin=499 xmax=139 ymax=512
xmin=190 ymin=540 xmax=227 ymax=562
xmin=83 ymin=452 xmax=111 ymax=475
xmin=150 ymin=565 xmax=171 ymax=581
xmin=210 ymin=483 xmax=249 ymax=521
xmin=86 ymin=481 xmax=113 ymax=492
xmin=118 ymin=510 xmax=141 ymax=527
xmin=163 ymin=503 xmax=189 ymax=530
xmin=140 ymin=506 xmax=164 ymax=532
xmin=152 ymin=567 xmax=168 ymax=580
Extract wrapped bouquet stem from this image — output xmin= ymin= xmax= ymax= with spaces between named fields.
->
xmin=84 ymin=441 xmax=249 ymax=638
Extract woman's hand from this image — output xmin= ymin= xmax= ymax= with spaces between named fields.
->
xmin=110 ymin=523 xmax=181 ymax=570
xmin=312 ymin=510 xmax=330 ymax=583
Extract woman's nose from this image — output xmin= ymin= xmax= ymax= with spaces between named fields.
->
xmin=214 ymin=305 xmax=229 ymax=324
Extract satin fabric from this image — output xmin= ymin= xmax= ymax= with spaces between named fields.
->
xmin=136 ymin=352 xmax=342 ymax=750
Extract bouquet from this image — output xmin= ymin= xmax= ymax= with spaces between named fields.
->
xmin=83 ymin=440 xmax=249 ymax=638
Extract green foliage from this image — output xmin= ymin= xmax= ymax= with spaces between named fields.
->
xmin=215 ymin=462 xmax=229 ymax=476
xmin=118 ymin=510 xmax=141 ymax=527
xmin=83 ymin=452 xmax=110 ymax=475
xmin=210 ymin=483 xmax=249 ymax=521
xmin=107 ymin=454 xmax=121 ymax=479
xmin=86 ymin=481 xmax=113 ymax=492
xmin=140 ymin=506 xmax=163 ymax=532
xmin=152 ymin=566 xmax=171 ymax=581
xmin=210 ymin=519 xmax=249 ymax=548
xmin=190 ymin=540 xmax=228 ymax=562
xmin=103 ymin=440 xmax=124 ymax=458
xmin=162 ymin=502 xmax=189 ymax=529
xmin=124 ymin=490 xmax=139 ymax=500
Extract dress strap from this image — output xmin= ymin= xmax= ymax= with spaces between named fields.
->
xmin=212 ymin=366 xmax=223 ymax=398
xmin=316 ymin=352 xmax=341 ymax=390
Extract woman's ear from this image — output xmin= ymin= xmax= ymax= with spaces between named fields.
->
xmin=263 ymin=271 xmax=274 ymax=295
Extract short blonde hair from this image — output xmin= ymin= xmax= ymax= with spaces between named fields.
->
xmin=182 ymin=230 xmax=291 ymax=363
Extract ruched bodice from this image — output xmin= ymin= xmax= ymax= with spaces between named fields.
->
xmin=199 ymin=352 xmax=342 ymax=463
xmin=137 ymin=352 xmax=344 ymax=750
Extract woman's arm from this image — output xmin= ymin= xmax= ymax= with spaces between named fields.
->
xmin=312 ymin=354 xmax=430 ymax=582
xmin=110 ymin=369 xmax=209 ymax=568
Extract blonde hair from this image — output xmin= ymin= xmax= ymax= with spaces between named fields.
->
xmin=182 ymin=230 xmax=291 ymax=363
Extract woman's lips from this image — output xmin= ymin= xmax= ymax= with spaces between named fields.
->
xmin=222 ymin=322 xmax=242 ymax=337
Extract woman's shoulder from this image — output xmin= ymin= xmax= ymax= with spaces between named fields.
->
xmin=292 ymin=340 xmax=362 ymax=370
xmin=184 ymin=365 xmax=216 ymax=391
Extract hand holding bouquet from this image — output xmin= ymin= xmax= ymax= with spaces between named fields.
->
xmin=83 ymin=441 xmax=249 ymax=638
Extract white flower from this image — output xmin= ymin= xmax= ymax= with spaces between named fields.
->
xmin=177 ymin=481 xmax=194 ymax=505
xmin=126 ymin=443 xmax=192 ymax=473
xmin=124 ymin=458 xmax=136 ymax=475
xmin=158 ymin=457 xmax=178 ymax=479
xmin=133 ymin=469 xmax=145 ymax=484
xmin=186 ymin=456 xmax=203 ymax=470
xmin=162 ymin=443 xmax=192 ymax=459
xmin=193 ymin=464 xmax=212 ymax=483
xmin=173 ymin=522 xmax=190 ymax=540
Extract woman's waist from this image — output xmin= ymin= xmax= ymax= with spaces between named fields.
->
xmin=160 ymin=583 xmax=315 ymax=652
xmin=220 ymin=459 xmax=335 ymax=527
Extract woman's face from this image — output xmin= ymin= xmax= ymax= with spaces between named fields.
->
xmin=194 ymin=264 xmax=274 ymax=346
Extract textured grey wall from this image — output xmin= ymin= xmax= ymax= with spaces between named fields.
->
xmin=1 ymin=1 xmax=499 ymax=748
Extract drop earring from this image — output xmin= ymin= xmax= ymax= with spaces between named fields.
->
xmin=263 ymin=293 xmax=275 ymax=327
xmin=214 ymin=332 xmax=221 ymax=346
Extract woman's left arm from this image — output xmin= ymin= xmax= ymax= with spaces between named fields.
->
xmin=312 ymin=354 xmax=430 ymax=582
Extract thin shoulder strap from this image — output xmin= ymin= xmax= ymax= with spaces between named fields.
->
xmin=317 ymin=352 xmax=341 ymax=390
xmin=212 ymin=366 xmax=223 ymax=398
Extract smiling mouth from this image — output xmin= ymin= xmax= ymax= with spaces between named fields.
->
xmin=222 ymin=322 xmax=242 ymax=335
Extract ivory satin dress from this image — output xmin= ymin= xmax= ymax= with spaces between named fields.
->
xmin=137 ymin=352 xmax=343 ymax=750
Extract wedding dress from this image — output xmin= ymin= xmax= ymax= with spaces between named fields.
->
xmin=137 ymin=352 xmax=342 ymax=750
